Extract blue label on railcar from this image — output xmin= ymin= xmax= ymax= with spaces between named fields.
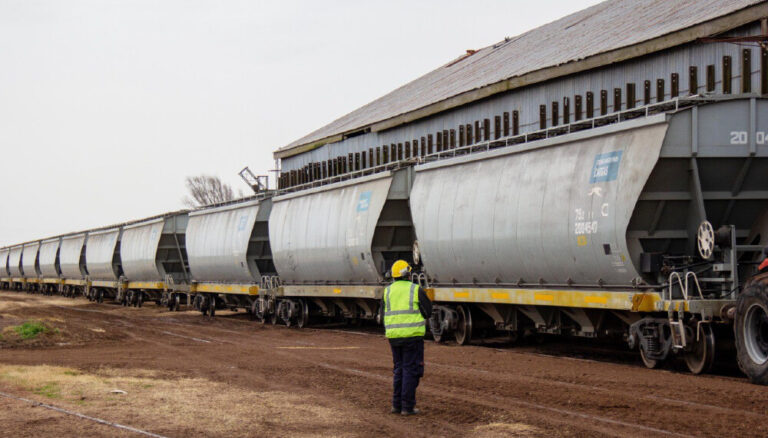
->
xmin=357 ymin=191 xmax=372 ymax=212
xmin=237 ymin=214 xmax=248 ymax=231
xmin=589 ymin=150 xmax=623 ymax=183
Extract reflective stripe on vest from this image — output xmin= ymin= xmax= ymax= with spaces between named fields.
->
xmin=383 ymin=280 xmax=426 ymax=338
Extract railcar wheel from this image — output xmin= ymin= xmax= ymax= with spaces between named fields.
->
xmin=209 ymin=296 xmax=216 ymax=317
xmin=684 ymin=324 xmax=715 ymax=375
xmin=173 ymin=294 xmax=181 ymax=312
xmin=735 ymin=283 xmax=768 ymax=384
xmin=639 ymin=344 xmax=662 ymax=369
xmin=97 ymin=289 xmax=104 ymax=303
xmin=252 ymin=298 xmax=267 ymax=322
xmin=454 ymin=305 xmax=472 ymax=345
xmin=296 ymin=299 xmax=309 ymax=329
xmin=375 ymin=304 xmax=383 ymax=326
xmin=136 ymin=292 xmax=143 ymax=308
xmin=428 ymin=310 xmax=445 ymax=343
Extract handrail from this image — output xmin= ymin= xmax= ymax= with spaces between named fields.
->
xmin=411 ymin=272 xmax=430 ymax=289
xmin=666 ymin=271 xmax=705 ymax=302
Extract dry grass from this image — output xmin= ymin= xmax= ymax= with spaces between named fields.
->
xmin=0 ymin=365 xmax=356 ymax=437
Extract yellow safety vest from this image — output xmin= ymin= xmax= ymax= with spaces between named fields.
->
xmin=383 ymin=280 xmax=426 ymax=338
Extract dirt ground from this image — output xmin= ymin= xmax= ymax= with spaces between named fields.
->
xmin=1 ymin=291 xmax=767 ymax=438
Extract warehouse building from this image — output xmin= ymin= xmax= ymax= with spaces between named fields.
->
xmin=274 ymin=0 xmax=768 ymax=188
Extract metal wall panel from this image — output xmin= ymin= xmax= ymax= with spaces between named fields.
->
xmin=280 ymin=3 xmax=762 ymax=155
xmin=186 ymin=200 xmax=262 ymax=283
xmin=0 ymin=248 xmax=9 ymax=276
xmin=38 ymin=238 xmax=61 ymax=278
xmin=85 ymin=228 xmax=121 ymax=281
xmin=8 ymin=246 xmax=22 ymax=277
xmin=120 ymin=219 xmax=164 ymax=281
xmin=22 ymin=242 xmax=40 ymax=277
xmin=59 ymin=234 xmax=87 ymax=279
xmin=410 ymin=119 xmax=669 ymax=286
xmin=270 ymin=173 xmax=393 ymax=283
xmin=282 ymin=23 xmax=761 ymax=172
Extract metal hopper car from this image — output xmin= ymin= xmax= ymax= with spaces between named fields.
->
xmin=2 ymin=96 xmax=768 ymax=383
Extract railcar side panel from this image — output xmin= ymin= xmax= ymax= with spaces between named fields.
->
xmin=410 ymin=119 xmax=669 ymax=287
xmin=38 ymin=238 xmax=61 ymax=278
xmin=0 ymin=248 xmax=9 ymax=277
xmin=59 ymin=234 xmax=87 ymax=279
xmin=85 ymin=228 xmax=122 ymax=281
xmin=21 ymin=242 xmax=41 ymax=278
xmin=186 ymin=200 xmax=264 ymax=283
xmin=120 ymin=219 xmax=165 ymax=281
xmin=270 ymin=173 xmax=393 ymax=284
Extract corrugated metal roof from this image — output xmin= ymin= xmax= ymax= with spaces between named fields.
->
xmin=277 ymin=0 xmax=766 ymax=157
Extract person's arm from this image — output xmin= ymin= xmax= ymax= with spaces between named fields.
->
xmin=417 ymin=286 xmax=432 ymax=319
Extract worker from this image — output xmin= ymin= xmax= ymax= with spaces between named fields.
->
xmin=383 ymin=259 xmax=432 ymax=416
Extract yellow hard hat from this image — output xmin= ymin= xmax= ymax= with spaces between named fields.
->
xmin=391 ymin=260 xmax=411 ymax=278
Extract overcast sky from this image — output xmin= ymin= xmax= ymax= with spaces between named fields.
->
xmin=0 ymin=0 xmax=602 ymax=246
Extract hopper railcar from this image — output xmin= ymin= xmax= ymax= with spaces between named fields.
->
xmin=183 ymin=198 xmax=274 ymax=316
xmin=116 ymin=212 xmax=190 ymax=309
xmin=20 ymin=241 xmax=42 ymax=293
xmin=7 ymin=245 xmax=24 ymax=291
xmin=58 ymin=232 xmax=89 ymax=297
xmin=84 ymin=226 xmax=124 ymax=303
xmin=38 ymin=236 xmax=62 ymax=295
xmin=0 ymin=247 xmax=10 ymax=290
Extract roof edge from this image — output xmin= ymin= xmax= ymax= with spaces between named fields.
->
xmin=274 ymin=2 xmax=767 ymax=160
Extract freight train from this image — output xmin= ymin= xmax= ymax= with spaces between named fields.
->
xmin=2 ymin=96 xmax=768 ymax=384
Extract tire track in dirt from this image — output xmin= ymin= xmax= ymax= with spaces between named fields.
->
xmin=45 ymin=301 xmax=768 ymax=437
xmin=128 ymin=316 xmax=691 ymax=437
xmin=125 ymin=313 xmax=765 ymax=437
xmin=25 ymin=302 xmax=457 ymax=437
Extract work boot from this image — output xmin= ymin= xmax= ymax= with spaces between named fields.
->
xmin=401 ymin=408 xmax=420 ymax=416
xmin=390 ymin=407 xmax=400 ymax=414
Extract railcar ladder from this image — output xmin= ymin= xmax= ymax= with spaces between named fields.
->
xmin=163 ymin=274 xmax=175 ymax=292
xmin=665 ymin=272 xmax=704 ymax=349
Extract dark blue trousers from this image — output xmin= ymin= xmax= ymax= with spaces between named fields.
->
xmin=389 ymin=338 xmax=424 ymax=411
